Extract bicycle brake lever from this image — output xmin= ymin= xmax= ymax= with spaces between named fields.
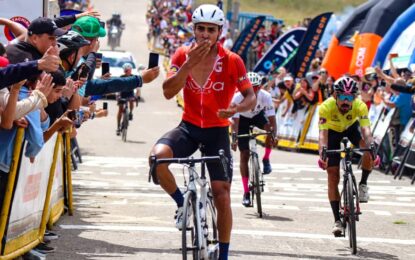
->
xmin=369 ymin=143 xmax=376 ymax=160
xmin=322 ymin=147 xmax=327 ymax=161
xmin=149 ymin=155 xmax=159 ymax=185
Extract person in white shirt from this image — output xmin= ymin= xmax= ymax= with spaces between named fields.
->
xmin=230 ymin=72 xmax=276 ymax=206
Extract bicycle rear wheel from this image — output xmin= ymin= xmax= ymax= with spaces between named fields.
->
xmin=346 ymin=174 xmax=357 ymax=254
xmin=121 ymin=112 xmax=128 ymax=142
xmin=182 ymin=191 xmax=200 ymax=260
xmin=252 ymin=154 xmax=263 ymax=218
xmin=204 ymin=192 xmax=219 ymax=259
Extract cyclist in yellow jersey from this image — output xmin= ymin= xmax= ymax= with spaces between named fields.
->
xmin=318 ymin=76 xmax=380 ymax=236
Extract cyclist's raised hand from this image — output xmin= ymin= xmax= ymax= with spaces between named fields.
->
xmin=318 ymin=157 xmax=328 ymax=170
xmin=141 ymin=67 xmax=160 ymax=83
xmin=185 ymin=40 xmax=211 ymax=67
xmin=36 ymin=73 xmax=54 ymax=97
xmin=217 ymin=104 xmax=238 ymax=118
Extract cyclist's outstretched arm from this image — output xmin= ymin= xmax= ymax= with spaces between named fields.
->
xmin=318 ymin=129 xmax=328 ymax=156
xmin=162 ymin=63 xmax=191 ymax=99
xmin=360 ymin=126 xmax=373 ymax=146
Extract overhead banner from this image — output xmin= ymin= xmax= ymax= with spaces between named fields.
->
xmin=254 ymin=27 xmax=306 ymax=74
xmin=0 ymin=0 xmax=45 ymax=44
xmin=288 ymin=12 xmax=333 ymax=78
xmin=231 ymin=16 xmax=266 ymax=62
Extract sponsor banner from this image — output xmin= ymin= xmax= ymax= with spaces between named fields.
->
xmin=300 ymin=105 xmax=320 ymax=151
xmin=6 ymin=134 xmax=57 ymax=242
xmin=368 ymin=102 xmax=386 ymax=132
xmin=49 ymin=138 xmax=64 ymax=220
xmin=373 ymin=108 xmax=395 ymax=145
xmin=0 ymin=0 xmax=44 ymax=44
xmin=288 ymin=12 xmax=332 ymax=78
xmin=254 ymin=28 xmax=306 ymax=74
xmin=275 ymin=99 xmax=308 ymax=149
xmin=231 ymin=16 xmax=266 ymax=62
xmin=398 ymin=118 xmax=415 ymax=148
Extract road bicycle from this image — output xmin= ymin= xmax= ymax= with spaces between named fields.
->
xmin=149 ymin=149 xmax=229 ymax=260
xmin=233 ymin=126 xmax=275 ymax=218
xmin=322 ymin=137 xmax=375 ymax=255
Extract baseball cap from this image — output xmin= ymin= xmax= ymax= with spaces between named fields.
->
xmin=283 ymin=76 xmax=293 ymax=81
xmin=364 ymin=67 xmax=376 ymax=75
xmin=28 ymin=17 xmax=66 ymax=36
xmin=72 ymin=16 xmax=106 ymax=38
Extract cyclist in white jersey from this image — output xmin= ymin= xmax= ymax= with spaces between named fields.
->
xmin=231 ymin=72 xmax=276 ymax=206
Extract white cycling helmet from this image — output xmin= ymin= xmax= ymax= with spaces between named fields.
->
xmin=122 ymin=63 xmax=133 ymax=70
xmin=247 ymin=72 xmax=262 ymax=87
xmin=192 ymin=4 xmax=225 ymax=26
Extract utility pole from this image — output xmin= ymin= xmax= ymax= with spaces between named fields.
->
xmin=229 ymin=0 xmax=240 ymax=39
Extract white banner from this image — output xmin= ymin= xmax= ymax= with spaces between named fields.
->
xmin=302 ymin=105 xmax=320 ymax=147
xmin=6 ymin=134 xmax=57 ymax=242
xmin=276 ymin=99 xmax=308 ymax=148
xmin=49 ymin=139 xmax=63 ymax=210
xmin=368 ymin=103 xmax=386 ymax=132
xmin=399 ymin=117 xmax=415 ymax=148
xmin=372 ymin=108 xmax=396 ymax=145
xmin=0 ymin=0 xmax=44 ymax=44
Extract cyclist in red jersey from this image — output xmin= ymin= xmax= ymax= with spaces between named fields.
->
xmin=149 ymin=5 xmax=255 ymax=260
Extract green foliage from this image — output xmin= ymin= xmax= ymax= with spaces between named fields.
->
xmin=196 ymin=0 xmax=366 ymax=25
xmin=393 ymin=220 xmax=407 ymax=225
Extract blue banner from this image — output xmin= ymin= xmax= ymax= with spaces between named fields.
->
xmin=253 ymin=28 xmax=306 ymax=74
xmin=231 ymin=16 xmax=266 ymax=62
xmin=288 ymin=12 xmax=332 ymax=78
xmin=60 ymin=9 xmax=83 ymax=17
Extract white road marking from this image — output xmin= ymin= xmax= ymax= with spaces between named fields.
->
xmin=59 ymin=224 xmax=415 ymax=245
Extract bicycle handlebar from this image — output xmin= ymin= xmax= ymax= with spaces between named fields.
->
xmin=232 ymin=126 xmax=275 ymax=143
xmin=148 ymin=150 xmax=229 ymax=185
xmin=321 ymin=144 xmax=376 ymax=162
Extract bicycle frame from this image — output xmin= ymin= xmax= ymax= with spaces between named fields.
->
xmin=149 ymin=150 xmax=227 ymax=259
xmin=186 ymin=162 xmax=216 ymax=259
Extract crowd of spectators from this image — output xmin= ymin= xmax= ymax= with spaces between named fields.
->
xmin=0 ymin=4 xmax=159 ymax=259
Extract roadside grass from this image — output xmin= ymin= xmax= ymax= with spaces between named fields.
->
xmin=196 ymin=0 xmax=365 ymax=25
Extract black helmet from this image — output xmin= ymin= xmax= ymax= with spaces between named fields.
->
xmin=58 ymin=31 xmax=90 ymax=55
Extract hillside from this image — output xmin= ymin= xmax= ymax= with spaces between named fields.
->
xmin=195 ymin=0 xmax=366 ymax=26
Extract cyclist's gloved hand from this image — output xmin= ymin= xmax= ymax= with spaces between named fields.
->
xmin=373 ymin=155 xmax=381 ymax=167
xmin=318 ymin=158 xmax=328 ymax=170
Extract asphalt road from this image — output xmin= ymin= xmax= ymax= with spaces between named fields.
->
xmin=48 ymin=1 xmax=415 ymax=259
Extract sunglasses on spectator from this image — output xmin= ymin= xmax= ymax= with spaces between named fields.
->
xmin=337 ymin=94 xmax=355 ymax=102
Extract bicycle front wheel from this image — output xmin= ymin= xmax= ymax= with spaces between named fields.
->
xmin=253 ymin=154 xmax=262 ymax=218
xmin=346 ymin=174 xmax=357 ymax=254
xmin=182 ymin=191 xmax=200 ymax=260
xmin=205 ymin=191 xmax=219 ymax=259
